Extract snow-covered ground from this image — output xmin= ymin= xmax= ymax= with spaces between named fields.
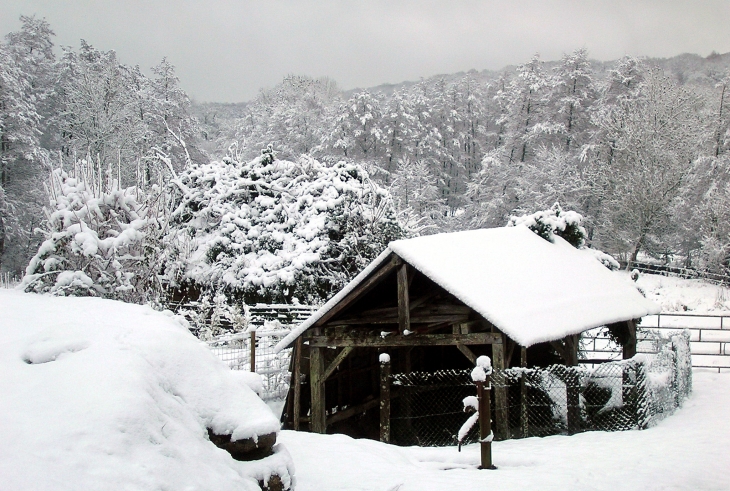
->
xmin=635 ymin=272 xmax=730 ymax=313
xmin=0 ymin=289 xmax=293 ymax=491
xmin=280 ymin=369 xmax=729 ymax=491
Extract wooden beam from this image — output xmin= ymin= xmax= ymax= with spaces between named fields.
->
xmin=323 ymin=346 xmax=354 ymax=382
xmin=453 ymin=323 xmax=477 ymax=363
xmin=307 ymin=332 xmax=503 ymax=348
xmin=326 ymin=396 xmax=380 ymax=426
xmin=310 ymin=346 xmax=326 ymax=433
xmin=326 ymin=314 xmax=470 ymax=326
xmin=315 ymin=254 xmax=398 ymax=327
xmin=397 ymin=262 xmax=410 ymax=334
xmin=335 ymin=303 xmax=471 ymax=321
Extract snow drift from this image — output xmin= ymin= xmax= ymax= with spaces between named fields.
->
xmin=0 ymin=290 xmax=293 ymax=491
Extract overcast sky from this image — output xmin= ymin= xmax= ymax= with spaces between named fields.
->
xmin=2 ymin=1 xmax=729 ymax=103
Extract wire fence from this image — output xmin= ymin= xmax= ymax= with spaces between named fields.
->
xmin=207 ymin=330 xmax=294 ymax=401
xmin=390 ymin=330 xmax=692 ymax=446
xmin=0 ymin=272 xmax=20 ymax=289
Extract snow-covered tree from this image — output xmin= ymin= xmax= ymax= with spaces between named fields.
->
xmin=163 ymin=148 xmax=404 ymax=304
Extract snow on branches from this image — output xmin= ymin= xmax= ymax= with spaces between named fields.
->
xmin=21 ymin=161 xmax=167 ymax=301
xmin=165 ymin=150 xmax=404 ymax=304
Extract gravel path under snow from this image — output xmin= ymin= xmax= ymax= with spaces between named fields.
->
xmin=280 ymin=369 xmax=729 ymax=491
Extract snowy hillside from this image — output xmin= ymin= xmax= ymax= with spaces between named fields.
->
xmin=0 ymin=290 xmax=293 ymax=491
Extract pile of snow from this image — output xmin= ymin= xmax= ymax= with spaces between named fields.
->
xmin=0 ymin=290 xmax=293 ymax=490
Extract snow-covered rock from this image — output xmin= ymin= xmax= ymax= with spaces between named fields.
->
xmin=0 ymin=290 xmax=293 ymax=490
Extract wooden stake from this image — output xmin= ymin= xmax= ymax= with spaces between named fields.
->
xmin=623 ymin=319 xmax=637 ymax=359
xmin=379 ymin=356 xmax=391 ymax=443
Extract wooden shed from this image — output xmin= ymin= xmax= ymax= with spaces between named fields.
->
xmin=274 ymin=226 xmax=660 ymax=441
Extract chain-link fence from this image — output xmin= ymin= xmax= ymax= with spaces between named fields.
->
xmin=389 ymin=330 xmax=692 ymax=446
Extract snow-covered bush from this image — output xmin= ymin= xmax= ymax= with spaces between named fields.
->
xmin=164 ymin=149 xmax=404 ymax=304
xmin=509 ymin=202 xmax=619 ymax=270
xmin=508 ymin=202 xmax=586 ymax=248
xmin=21 ymin=161 xmax=168 ymax=302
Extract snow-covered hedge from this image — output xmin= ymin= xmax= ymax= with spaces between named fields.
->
xmin=164 ymin=150 xmax=404 ymax=304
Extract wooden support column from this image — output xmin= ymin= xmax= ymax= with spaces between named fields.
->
xmin=491 ymin=336 xmax=509 ymax=440
xmin=309 ymin=345 xmax=326 ymax=434
xmin=292 ymin=338 xmax=303 ymax=430
xmin=379 ymin=355 xmax=391 ymax=443
xmin=563 ymin=334 xmax=580 ymax=435
xmin=623 ymin=319 xmax=637 ymax=359
xmin=520 ymin=346 xmax=528 ymax=438
xmin=397 ymin=262 xmax=410 ymax=334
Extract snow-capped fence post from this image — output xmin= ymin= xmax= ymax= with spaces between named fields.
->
xmin=460 ymin=356 xmax=496 ymax=469
xmin=379 ymin=353 xmax=391 ymax=443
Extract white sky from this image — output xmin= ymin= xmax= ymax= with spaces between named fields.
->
xmin=2 ymin=0 xmax=729 ymax=103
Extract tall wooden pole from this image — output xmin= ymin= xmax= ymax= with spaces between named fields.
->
xmin=520 ymin=346 xmax=528 ymax=438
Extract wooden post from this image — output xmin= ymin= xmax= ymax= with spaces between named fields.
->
xmin=476 ymin=375 xmax=496 ymax=469
xmin=250 ymin=330 xmax=256 ymax=373
xmin=379 ymin=354 xmax=391 ymax=443
xmin=563 ymin=334 xmax=580 ymax=435
xmin=310 ymin=346 xmax=326 ymax=433
xmin=491 ymin=337 xmax=509 ymax=440
xmin=397 ymin=263 xmax=410 ymax=334
xmin=292 ymin=337 xmax=302 ymax=431
xmin=520 ymin=346 xmax=528 ymax=438
xmin=623 ymin=319 xmax=637 ymax=359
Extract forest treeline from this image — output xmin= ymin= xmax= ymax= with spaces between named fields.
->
xmin=3 ymin=15 xmax=730 ymax=287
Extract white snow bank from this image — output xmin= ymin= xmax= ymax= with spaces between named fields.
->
xmin=0 ymin=290 xmax=292 ymax=491
xmin=634 ymin=272 xmax=730 ymax=313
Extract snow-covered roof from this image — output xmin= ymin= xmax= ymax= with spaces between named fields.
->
xmin=0 ymin=290 xmax=292 ymax=490
xmin=277 ymin=226 xmax=660 ymax=349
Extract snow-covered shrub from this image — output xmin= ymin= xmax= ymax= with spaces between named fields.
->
xmin=164 ymin=149 xmax=404 ymax=304
xmin=508 ymin=202 xmax=586 ymax=248
xmin=21 ymin=161 xmax=167 ymax=302
xmin=509 ymin=202 xmax=619 ymax=270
